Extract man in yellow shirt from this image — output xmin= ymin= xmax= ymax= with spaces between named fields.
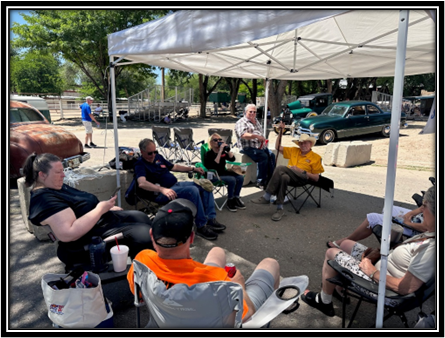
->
xmin=127 ymin=199 xmax=280 ymax=323
xmin=251 ymin=122 xmax=324 ymax=221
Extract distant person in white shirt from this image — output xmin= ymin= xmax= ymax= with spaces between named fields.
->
xmin=94 ymin=104 xmax=103 ymax=117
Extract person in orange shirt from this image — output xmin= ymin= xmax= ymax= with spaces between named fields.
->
xmin=251 ymin=121 xmax=324 ymax=221
xmin=127 ymin=199 xmax=280 ymax=323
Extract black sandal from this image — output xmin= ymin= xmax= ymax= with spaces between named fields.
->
xmin=301 ymin=291 xmax=335 ymax=317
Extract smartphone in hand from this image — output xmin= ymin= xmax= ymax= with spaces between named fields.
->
xmin=111 ymin=186 xmax=121 ymax=198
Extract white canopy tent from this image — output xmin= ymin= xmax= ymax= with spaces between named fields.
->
xmin=108 ymin=9 xmax=436 ymax=327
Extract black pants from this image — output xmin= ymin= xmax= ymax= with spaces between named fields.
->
xmin=57 ymin=210 xmax=153 ymax=270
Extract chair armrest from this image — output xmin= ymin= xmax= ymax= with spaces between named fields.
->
xmin=242 ymin=275 xmax=309 ymax=328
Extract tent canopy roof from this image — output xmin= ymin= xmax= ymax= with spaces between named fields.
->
xmin=108 ymin=9 xmax=435 ymax=80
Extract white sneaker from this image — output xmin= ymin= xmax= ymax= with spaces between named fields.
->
xmin=270 ymin=196 xmax=289 ymax=204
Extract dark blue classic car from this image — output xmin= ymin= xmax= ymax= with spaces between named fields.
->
xmin=292 ymin=101 xmax=407 ymax=145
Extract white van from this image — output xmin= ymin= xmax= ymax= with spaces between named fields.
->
xmin=10 ymin=95 xmax=52 ymax=123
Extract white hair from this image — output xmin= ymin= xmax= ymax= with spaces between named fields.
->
xmin=244 ymin=104 xmax=257 ymax=114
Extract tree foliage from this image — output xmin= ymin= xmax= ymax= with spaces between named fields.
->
xmin=10 ymin=50 xmax=63 ymax=94
xmin=11 ymin=10 xmax=169 ymax=99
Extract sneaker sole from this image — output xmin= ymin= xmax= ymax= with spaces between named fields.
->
xmin=208 ymin=225 xmax=226 ymax=232
xmin=226 ymin=207 xmax=237 ymax=212
xmin=196 ymin=232 xmax=218 ymax=240
xmin=235 ymin=206 xmax=246 ymax=210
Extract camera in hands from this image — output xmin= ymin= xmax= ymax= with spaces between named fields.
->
xmin=218 ymin=142 xmax=231 ymax=152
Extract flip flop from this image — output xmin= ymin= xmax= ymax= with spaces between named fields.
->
xmin=326 ymin=241 xmax=341 ymax=249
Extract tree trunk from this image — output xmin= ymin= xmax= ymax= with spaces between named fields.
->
xmin=225 ymin=77 xmax=242 ymax=115
xmin=268 ymin=80 xmax=288 ymax=119
xmin=198 ymin=74 xmax=223 ymax=118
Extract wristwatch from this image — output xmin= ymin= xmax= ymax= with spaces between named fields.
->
xmin=302 ymin=170 xmax=307 ymax=176
xmin=369 ymin=270 xmax=378 ymax=280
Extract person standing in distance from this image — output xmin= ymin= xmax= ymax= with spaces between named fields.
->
xmin=80 ymin=96 xmax=100 ymax=148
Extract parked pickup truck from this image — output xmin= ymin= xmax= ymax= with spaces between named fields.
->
xmin=10 ymin=101 xmax=90 ymax=178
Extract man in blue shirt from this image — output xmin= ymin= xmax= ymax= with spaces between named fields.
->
xmin=80 ymin=96 xmax=100 ymax=148
xmin=134 ymin=138 xmax=226 ymax=241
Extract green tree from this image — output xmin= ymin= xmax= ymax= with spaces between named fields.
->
xmin=10 ymin=50 xmax=63 ymax=94
xmin=11 ymin=10 xmax=169 ymax=98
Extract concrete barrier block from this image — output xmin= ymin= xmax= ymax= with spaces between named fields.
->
xmin=323 ymin=143 xmax=341 ymax=166
xmin=335 ymin=141 xmax=372 ymax=167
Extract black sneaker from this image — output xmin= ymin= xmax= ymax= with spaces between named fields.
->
xmin=226 ymin=199 xmax=237 ymax=212
xmin=207 ymin=218 xmax=226 ymax=231
xmin=90 ymin=142 xmax=97 ymax=148
xmin=301 ymin=291 xmax=335 ymax=317
xmin=196 ymin=226 xmax=218 ymax=240
xmin=85 ymin=144 xmax=91 ymax=148
xmin=234 ymin=197 xmax=246 ymax=210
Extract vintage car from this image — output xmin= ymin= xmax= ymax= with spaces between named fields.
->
xmin=292 ymin=101 xmax=407 ymax=145
xmin=10 ymin=100 xmax=90 ymax=178
xmin=273 ymin=93 xmax=333 ymax=134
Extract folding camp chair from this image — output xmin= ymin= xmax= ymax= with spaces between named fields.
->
xmin=152 ymin=125 xmax=177 ymax=162
xmin=132 ymin=259 xmax=309 ymax=328
xmin=131 ymin=178 xmax=166 ymax=218
xmin=195 ymin=143 xmax=252 ymax=211
xmin=326 ymin=259 xmax=435 ymax=328
xmin=286 ymin=175 xmax=334 ymax=214
xmin=173 ymin=127 xmax=204 ymax=165
xmin=208 ymin=128 xmax=233 ymax=146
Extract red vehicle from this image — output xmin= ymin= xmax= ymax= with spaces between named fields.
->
xmin=9 ymin=100 xmax=90 ymax=178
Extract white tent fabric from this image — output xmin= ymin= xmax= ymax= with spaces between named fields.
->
xmin=420 ymin=96 xmax=436 ymax=134
xmin=108 ymin=9 xmax=435 ymax=80
xmin=108 ymin=9 xmax=436 ymax=328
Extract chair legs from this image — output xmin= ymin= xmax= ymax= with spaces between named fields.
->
xmin=213 ymin=185 xmax=228 ymax=211
xmin=286 ymin=185 xmax=321 ymax=213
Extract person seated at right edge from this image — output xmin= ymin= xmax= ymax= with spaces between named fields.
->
xmin=326 ymin=200 xmax=428 ymax=249
xmin=301 ymin=186 xmax=435 ymax=317
xmin=251 ymin=121 xmax=324 ymax=221
xmin=134 ymin=138 xmax=225 ymax=241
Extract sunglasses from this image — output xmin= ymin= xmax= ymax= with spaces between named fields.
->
xmin=144 ymin=150 xmax=159 ymax=156
xmin=212 ymin=138 xmax=223 ymax=142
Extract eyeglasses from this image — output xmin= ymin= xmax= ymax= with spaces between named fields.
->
xmin=247 ymin=111 xmax=256 ymax=113
xmin=144 ymin=150 xmax=158 ymax=156
xmin=212 ymin=138 xmax=223 ymax=142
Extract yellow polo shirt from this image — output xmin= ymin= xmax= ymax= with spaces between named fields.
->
xmin=282 ymin=146 xmax=324 ymax=174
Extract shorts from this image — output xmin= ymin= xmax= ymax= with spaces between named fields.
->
xmin=245 ymin=269 xmax=275 ymax=311
xmin=367 ymin=206 xmax=422 ymax=237
xmin=205 ymin=264 xmax=275 ymax=311
xmin=82 ymin=120 xmax=93 ymax=134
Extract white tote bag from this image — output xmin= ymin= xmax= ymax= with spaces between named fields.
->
xmin=41 ymin=271 xmax=109 ymax=328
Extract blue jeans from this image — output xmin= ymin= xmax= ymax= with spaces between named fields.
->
xmin=155 ymin=181 xmax=216 ymax=228
xmin=214 ymin=174 xmax=244 ymax=199
xmin=240 ymin=147 xmax=276 ymax=184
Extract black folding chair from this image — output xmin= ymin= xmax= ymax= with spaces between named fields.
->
xmin=286 ymin=175 xmax=334 ymax=214
xmin=173 ymin=127 xmax=204 ymax=165
xmin=326 ymin=259 xmax=435 ymax=328
xmin=152 ymin=125 xmax=177 ymax=162
xmin=207 ymin=128 xmax=233 ymax=146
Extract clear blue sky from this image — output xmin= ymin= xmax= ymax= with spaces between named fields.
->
xmin=9 ymin=9 xmax=161 ymax=84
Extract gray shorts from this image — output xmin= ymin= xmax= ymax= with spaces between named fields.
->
xmin=205 ymin=264 xmax=275 ymax=311
xmin=82 ymin=120 xmax=93 ymax=134
xmin=245 ymin=269 xmax=275 ymax=311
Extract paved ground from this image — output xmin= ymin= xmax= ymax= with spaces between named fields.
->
xmin=7 ymin=112 xmax=437 ymax=333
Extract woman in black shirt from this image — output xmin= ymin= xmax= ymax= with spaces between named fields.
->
xmin=204 ymin=133 xmax=245 ymax=212
xmin=24 ymin=153 xmax=153 ymax=271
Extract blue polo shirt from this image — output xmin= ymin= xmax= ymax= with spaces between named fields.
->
xmin=80 ymin=102 xmax=92 ymax=121
xmin=134 ymin=155 xmax=177 ymax=188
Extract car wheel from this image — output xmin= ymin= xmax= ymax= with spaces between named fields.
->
xmin=306 ymin=112 xmax=318 ymax=118
xmin=320 ymin=129 xmax=336 ymax=144
xmin=381 ymin=125 xmax=391 ymax=137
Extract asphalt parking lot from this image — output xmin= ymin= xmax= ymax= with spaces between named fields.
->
xmin=7 ymin=113 xmax=437 ymax=333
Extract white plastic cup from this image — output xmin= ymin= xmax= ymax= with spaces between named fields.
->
xmin=110 ymin=245 xmax=129 ymax=272
xmin=207 ymin=172 xmax=214 ymax=180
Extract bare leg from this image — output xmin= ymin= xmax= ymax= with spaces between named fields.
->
xmin=331 ymin=218 xmax=373 ymax=247
xmin=321 ymin=248 xmax=341 ymax=296
xmin=255 ymin=257 xmax=280 ymax=289
xmin=203 ymin=247 xmax=226 ymax=267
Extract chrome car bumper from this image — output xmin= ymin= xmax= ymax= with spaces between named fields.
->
xmin=62 ymin=152 xmax=90 ymax=169
xmin=293 ymin=127 xmax=320 ymax=139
